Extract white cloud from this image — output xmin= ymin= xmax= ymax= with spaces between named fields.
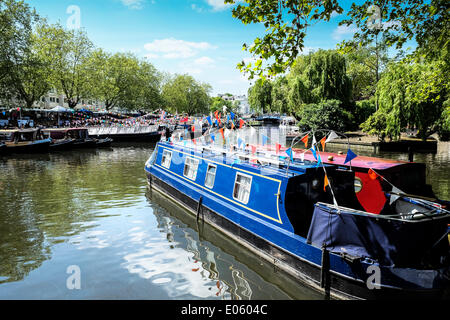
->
xmin=205 ymin=0 xmax=233 ymax=12
xmin=120 ymin=0 xmax=146 ymax=10
xmin=144 ymin=53 xmax=159 ymax=59
xmin=332 ymin=24 xmax=358 ymax=40
xmin=194 ymin=56 xmax=215 ymax=66
xmin=144 ymin=38 xmax=216 ymax=59
xmin=191 ymin=4 xmax=204 ymax=13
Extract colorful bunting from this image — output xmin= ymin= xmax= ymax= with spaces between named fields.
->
xmin=310 ymin=145 xmax=318 ymax=161
xmin=326 ymin=131 xmax=339 ymax=143
xmin=301 ymin=134 xmax=309 ymax=147
xmin=344 ymin=148 xmax=358 ymax=164
xmin=275 ymin=143 xmax=281 ymax=154
xmin=368 ymin=168 xmax=378 ymax=180
xmin=262 ymin=135 xmax=268 ymax=146
xmin=324 ymin=174 xmax=329 ymax=192
xmin=320 ymin=137 xmax=326 ymax=152
xmin=285 ymin=148 xmax=294 ymax=162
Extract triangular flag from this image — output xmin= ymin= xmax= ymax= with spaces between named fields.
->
xmin=237 ymin=137 xmax=243 ymax=148
xmin=251 ymin=145 xmax=256 ymax=154
xmin=390 ymin=186 xmax=404 ymax=205
xmin=250 ymin=126 xmax=256 ymax=137
xmin=285 ymin=148 xmax=294 ymax=162
xmin=262 ymin=135 xmax=268 ymax=146
xmin=312 ymin=135 xmax=317 ymax=147
xmin=230 ymin=111 xmax=235 ymax=120
xmin=310 ymin=145 xmax=318 ymax=160
xmin=239 ymin=119 xmax=245 ymax=129
xmin=206 ymin=116 xmax=212 ymax=126
xmin=324 ymin=174 xmax=329 ymax=192
xmin=301 ymin=134 xmax=309 ymax=148
xmin=344 ymin=149 xmax=358 ymax=164
xmin=210 ymin=134 xmax=215 ymax=142
xmin=326 ymin=131 xmax=339 ymax=143
xmin=320 ymin=137 xmax=326 ymax=152
xmin=275 ymin=143 xmax=281 ymax=154
xmin=315 ymin=153 xmax=322 ymax=168
xmin=219 ymin=128 xmax=225 ymax=141
xmin=368 ymin=168 xmax=378 ymax=180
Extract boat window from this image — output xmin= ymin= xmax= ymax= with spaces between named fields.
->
xmin=354 ymin=177 xmax=363 ymax=193
xmin=233 ymin=173 xmax=252 ymax=204
xmin=204 ymin=164 xmax=217 ymax=188
xmin=183 ymin=157 xmax=199 ymax=181
xmin=161 ymin=150 xmax=172 ymax=169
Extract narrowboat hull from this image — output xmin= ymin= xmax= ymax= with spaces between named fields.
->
xmin=4 ymin=139 xmax=51 ymax=154
xmin=49 ymin=139 xmax=75 ymax=151
xmin=72 ymin=138 xmax=98 ymax=149
xmin=146 ymin=168 xmax=449 ymax=300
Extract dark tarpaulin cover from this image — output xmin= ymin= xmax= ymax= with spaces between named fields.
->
xmin=306 ymin=204 xmax=448 ymax=266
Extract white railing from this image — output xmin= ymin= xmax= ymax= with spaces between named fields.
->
xmin=88 ymin=125 xmax=160 ymax=136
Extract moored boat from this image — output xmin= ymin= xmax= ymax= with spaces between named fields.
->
xmin=88 ymin=125 xmax=162 ymax=142
xmin=144 ymin=134 xmax=450 ymax=300
xmin=43 ymin=128 xmax=97 ymax=149
xmin=0 ymin=129 xmax=51 ymax=154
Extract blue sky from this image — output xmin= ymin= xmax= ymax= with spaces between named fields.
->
xmin=27 ymin=0 xmax=358 ymax=96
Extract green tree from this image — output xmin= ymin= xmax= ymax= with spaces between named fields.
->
xmin=248 ymin=78 xmax=272 ymax=114
xmin=287 ymin=50 xmax=353 ymax=115
xmin=210 ymin=96 xmax=233 ymax=113
xmin=224 ymin=0 xmax=342 ymax=79
xmin=225 ymin=0 xmax=448 ymax=79
xmin=162 ymin=74 xmax=211 ymax=115
xmin=271 ymin=76 xmax=289 ymax=114
xmin=362 ymin=60 xmax=447 ymax=141
xmin=88 ymin=50 xmax=163 ymax=111
xmin=298 ymin=99 xmax=353 ymax=133
xmin=5 ymin=24 xmax=54 ymax=108
xmin=0 ymin=0 xmax=43 ymax=105
xmin=0 ymin=0 xmax=39 ymax=81
xmin=36 ymin=23 xmax=94 ymax=109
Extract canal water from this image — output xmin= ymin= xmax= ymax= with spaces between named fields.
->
xmin=0 ymin=136 xmax=448 ymax=300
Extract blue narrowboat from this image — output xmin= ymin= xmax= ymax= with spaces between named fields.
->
xmin=144 ymin=140 xmax=450 ymax=300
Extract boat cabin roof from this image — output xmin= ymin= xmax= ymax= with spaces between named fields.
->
xmin=160 ymin=141 xmax=331 ymax=178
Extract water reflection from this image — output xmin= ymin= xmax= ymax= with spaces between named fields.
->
xmin=145 ymin=188 xmax=324 ymax=300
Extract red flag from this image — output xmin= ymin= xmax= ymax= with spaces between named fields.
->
xmin=368 ymin=168 xmax=378 ymax=180
xmin=324 ymin=174 xmax=329 ymax=192
xmin=192 ymin=138 xmax=196 ymax=145
xmin=219 ymin=128 xmax=225 ymax=140
xmin=251 ymin=145 xmax=256 ymax=154
xmin=275 ymin=143 xmax=281 ymax=154
xmin=191 ymin=125 xmax=195 ymax=132
xmin=214 ymin=111 xmax=221 ymax=125
xmin=239 ymin=119 xmax=245 ymax=129
xmin=301 ymin=135 xmax=309 ymax=147
xmin=320 ymin=137 xmax=326 ymax=152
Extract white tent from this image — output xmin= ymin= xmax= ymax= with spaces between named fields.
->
xmin=49 ymin=106 xmax=68 ymax=112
